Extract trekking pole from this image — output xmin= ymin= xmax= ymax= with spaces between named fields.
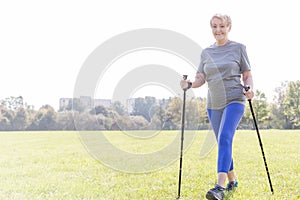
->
xmin=176 ymin=75 xmax=189 ymax=199
xmin=244 ymin=86 xmax=274 ymax=194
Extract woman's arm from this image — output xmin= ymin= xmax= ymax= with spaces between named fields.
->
xmin=180 ymin=72 xmax=206 ymax=90
xmin=242 ymin=70 xmax=254 ymax=99
xmin=192 ymin=72 xmax=206 ymax=88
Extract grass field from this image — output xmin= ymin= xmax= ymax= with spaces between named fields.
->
xmin=0 ymin=130 xmax=299 ymax=200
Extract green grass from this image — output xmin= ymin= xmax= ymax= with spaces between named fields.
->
xmin=0 ymin=130 xmax=299 ymax=199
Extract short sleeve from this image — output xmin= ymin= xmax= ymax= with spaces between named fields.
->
xmin=197 ymin=50 xmax=206 ymax=74
xmin=240 ymin=44 xmax=251 ymax=73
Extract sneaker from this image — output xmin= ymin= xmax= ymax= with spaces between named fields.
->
xmin=206 ymin=184 xmax=225 ymax=200
xmin=226 ymin=181 xmax=238 ymax=192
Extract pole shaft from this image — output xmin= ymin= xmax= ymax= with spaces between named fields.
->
xmin=177 ymin=89 xmax=186 ymax=199
xmin=248 ymin=99 xmax=274 ymax=194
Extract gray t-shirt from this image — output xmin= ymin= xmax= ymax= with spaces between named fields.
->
xmin=198 ymin=41 xmax=251 ymax=109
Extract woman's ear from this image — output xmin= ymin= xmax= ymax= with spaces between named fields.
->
xmin=227 ymin=25 xmax=232 ymax=32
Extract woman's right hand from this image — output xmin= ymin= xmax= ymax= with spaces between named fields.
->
xmin=180 ymin=80 xmax=191 ymax=90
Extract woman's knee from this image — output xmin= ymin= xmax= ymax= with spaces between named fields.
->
xmin=218 ymin=134 xmax=232 ymax=148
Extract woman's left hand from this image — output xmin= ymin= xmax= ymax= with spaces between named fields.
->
xmin=243 ymin=86 xmax=254 ymax=100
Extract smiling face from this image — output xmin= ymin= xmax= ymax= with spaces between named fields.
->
xmin=210 ymin=17 xmax=231 ymax=46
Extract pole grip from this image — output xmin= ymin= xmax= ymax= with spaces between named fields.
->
xmin=243 ymin=85 xmax=250 ymax=92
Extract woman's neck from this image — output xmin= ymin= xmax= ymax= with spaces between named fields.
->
xmin=216 ymin=39 xmax=229 ymax=46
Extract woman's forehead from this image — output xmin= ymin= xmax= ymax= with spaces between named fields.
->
xmin=211 ymin=17 xmax=225 ymax=24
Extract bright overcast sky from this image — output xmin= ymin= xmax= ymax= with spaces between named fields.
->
xmin=0 ymin=0 xmax=298 ymax=110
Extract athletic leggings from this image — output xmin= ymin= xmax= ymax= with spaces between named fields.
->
xmin=207 ymin=103 xmax=245 ymax=173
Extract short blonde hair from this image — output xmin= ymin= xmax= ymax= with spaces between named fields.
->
xmin=210 ymin=13 xmax=232 ymax=28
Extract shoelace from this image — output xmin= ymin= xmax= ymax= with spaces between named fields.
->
xmin=226 ymin=181 xmax=238 ymax=191
xmin=212 ymin=185 xmax=225 ymax=191
xmin=228 ymin=181 xmax=238 ymax=187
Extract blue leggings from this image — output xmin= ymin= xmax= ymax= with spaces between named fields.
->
xmin=207 ymin=103 xmax=245 ymax=173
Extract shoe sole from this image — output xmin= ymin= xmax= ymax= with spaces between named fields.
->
xmin=205 ymin=192 xmax=223 ymax=200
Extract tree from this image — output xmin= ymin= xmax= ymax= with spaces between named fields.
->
xmin=112 ymin=101 xmax=126 ymax=116
xmin=185 ymin=98 xmax=201 ymax=130
xmin=240 ymin=90 xmax=270 ymax=129
xmin=283 ymin=81 xmax=300 ymax=129
xmin=151 ymin=102 xmax=167 ymax=129
xmin=91 ymin=105 xmax=109 ymax=116
xmin=11 ymin=108 xmax=28 ymax=131
xmin=270 ymin=81 xmax=300 ymax=129
xmin=269 ymin=103 xmax=285 ymax=129
xmin=164 ymin=97 xmax=181 ymax=130
xmin=0 ymin=97 xmax=35 ymax=131
xmin=270 ymin=81 xmax=288 ymax=129
xmin=129 ymin=115 xmax=149 ymax=130
xmin=0 ymin=106 xmax=14 ymax=130
xmin=131 ymin=97 xmax=157 ymax=122
xmin=196 ymin=98 xmax=209 ymax=129
xmin=28 ymin=105 xmax=57 ymax=130
xmin=0 ymin=96 xmax=24 ymax=111
xmin=57 ymin=111 xmax=76 ymax=130
xmin=252 ymin=90 xmax=270 ymax=128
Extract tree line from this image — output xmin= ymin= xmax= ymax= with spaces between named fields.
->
xmin=0 ymin=80 xmax=299 ymax=131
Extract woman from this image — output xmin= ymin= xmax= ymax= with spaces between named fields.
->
xmin=181 ymin=14 xmax=254 ymax=200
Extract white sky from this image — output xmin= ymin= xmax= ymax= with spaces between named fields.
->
xmin=0 ymin=0 xmax=299 ymax=110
